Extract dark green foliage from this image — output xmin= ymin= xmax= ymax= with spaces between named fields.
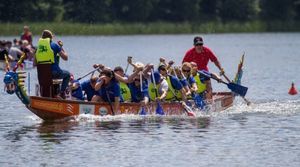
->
xmin=219 ymin=0 xmax=259 ymax=22
xmin=0 ymin=0 xmax=299 ymax=24
xmin=260 ymin=0 xmax=296 ymax=21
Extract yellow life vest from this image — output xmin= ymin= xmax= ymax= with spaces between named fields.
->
xmin=166 ymin=76 xmax=183 ymax=101
xmin=120 ymin=82 xmax=131 ymax=102
xmin=148 ymin=81 xmax=158 ymax=101
xmin=35 ymin=38 xmax=55 ymax=64
xmin=148 ymin=76 xmax=180 ymax=101
xmin=194 ymin=73 xmax=207 ymax=93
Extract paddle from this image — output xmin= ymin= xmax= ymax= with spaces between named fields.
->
xmin=166 ymin=76 xmax=196 ymax=117
xmin=77 ymin=67 xmax=101 ymax=81
xmin=167 ymin=67 xmax=195 ymax=117
xmin=151 ymin=69 xmax=164 ymax=115
xmin=181 ymin=101 xmax=197 ymax=117
xmin=198 ymin=70 xmax=248 ymax=97
xmin=139 ymin=72 xmax=147 ymax=115
xmin=106 ymin=91 xmax=115 ymax=116
xmin=222 ymin=73 xmax=251 ymax=105
xmin=125 ymin=56 xmax=132 ymax=74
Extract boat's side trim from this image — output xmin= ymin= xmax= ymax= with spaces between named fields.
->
xmin=28 ymin=93 xmax=234 ymax=121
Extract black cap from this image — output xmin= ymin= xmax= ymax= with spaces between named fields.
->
xmin=158 ymin=64 xmax=167 ymax=71
xmin=194 ymin=36 xmax=203 ymax=45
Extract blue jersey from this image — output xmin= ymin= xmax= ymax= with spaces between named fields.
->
xmin=128 ymin=79 xmax=149 ymax=102
xmin=50 ymin=42 xmax=62 ymax=72
xmin=186 ymin=76 xmax=196 ymax=86
xmin=181 ymin=76 xmax=196 ymax=88
xmin=97 ymin=78 xmax=122 ymax=102
xmin=81 ymin=80 xmax=96 ymax=101
xmin=168 ymin=75 xmax=183 ymax=90
xmin=180 ymin=78 xmax=188 ymax=87
xmin=71 ymin=80 xmax=84 ymax=100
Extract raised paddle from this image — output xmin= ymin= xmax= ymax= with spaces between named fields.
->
xmin=125 ymin=56 xmax=132 ymax=74
xmin=77 ymin=67 xmax=101 ymax=81
xmin=151 ymin=69 xmax=164 ymax=115
xmin=199 ymin=70 xmax=248 ymax=97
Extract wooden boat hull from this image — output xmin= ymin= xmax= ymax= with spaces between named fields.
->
xmin=27 ymin=92 xmax=234 ymax=121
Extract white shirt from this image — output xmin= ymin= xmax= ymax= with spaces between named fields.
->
xmin=158 ymin=79 xmax=168 ymax=95
xmin=9 ymin=47 xmax=22 ymax=60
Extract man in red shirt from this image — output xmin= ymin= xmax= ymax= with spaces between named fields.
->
xmin=182 ymin=36 xmax=225 ymax=101
xmin=182 ymin=36 xmax=225 ymax=73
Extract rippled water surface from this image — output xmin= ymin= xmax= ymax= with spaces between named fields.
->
xmin=1 ymin=33 xmax=300 ymax=166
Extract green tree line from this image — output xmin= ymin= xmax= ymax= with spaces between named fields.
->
xmin=0 ymin=0 xmax=299 ymax=23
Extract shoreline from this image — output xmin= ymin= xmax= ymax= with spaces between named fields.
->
xmin=1 ymin=21 xmax=299 ymax=36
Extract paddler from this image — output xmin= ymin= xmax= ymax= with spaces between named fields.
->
xmin=190 ymin=62 xmax=221 ymax=100
xmin=149 ymin=64 xmax=187 ymax=102
xmin=113 ymin=66 xmax=132 ymax=102
xmin=92 ymin=68 xmax=121 ymax=112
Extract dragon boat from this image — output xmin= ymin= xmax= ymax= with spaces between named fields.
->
xmin=2 ymin=55 xmax=247 ymax=121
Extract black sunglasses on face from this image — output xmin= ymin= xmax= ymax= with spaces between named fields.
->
xmin=182 ymin=69 xmax=191 ymax=72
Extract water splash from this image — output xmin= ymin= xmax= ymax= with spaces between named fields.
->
xmin=223 ymin=98 xmax=300 ymax=115
xmin=23 ymin=98 xmax=300 ymax=123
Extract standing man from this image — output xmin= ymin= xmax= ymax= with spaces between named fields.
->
xmin=182 ymin=36 xmax=225 ymax=100
xmin=182 ymin=36 xmax=225 ymax=73
xmin=35 ymin=30 xmax=70 ymax=98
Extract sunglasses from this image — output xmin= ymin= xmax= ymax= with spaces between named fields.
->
xmin=182 ymin=69 xmax=191 ymax=73
xmin=134 ymin=79 xmax=140 ymax=82
xmin=160 ymin=68 xmax=166 ymax=71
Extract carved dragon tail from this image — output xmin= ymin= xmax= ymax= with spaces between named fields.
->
xmin=233 ymin=53 xmax=245 ymax=85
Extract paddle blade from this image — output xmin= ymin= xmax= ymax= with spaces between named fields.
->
xmin=139 ymin=107 xmax=147 ymax=115
xmin=156 ymin=102 xmax=165 ymax=115
xmin=187 ymin=111 xmax=196 ymax=117
xmin=182 ymin=104 xmax=196 ymax=117
xmin=192 ymin=93 xmax=205 ymax=109
xmin=186 ymin=108 xmax=196 ymax=117
xmin=228 ymin=82 xmax=248 ymax=97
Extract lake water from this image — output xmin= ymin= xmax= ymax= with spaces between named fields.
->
xmin=1 ymin=33 xmax=300 ymax=166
